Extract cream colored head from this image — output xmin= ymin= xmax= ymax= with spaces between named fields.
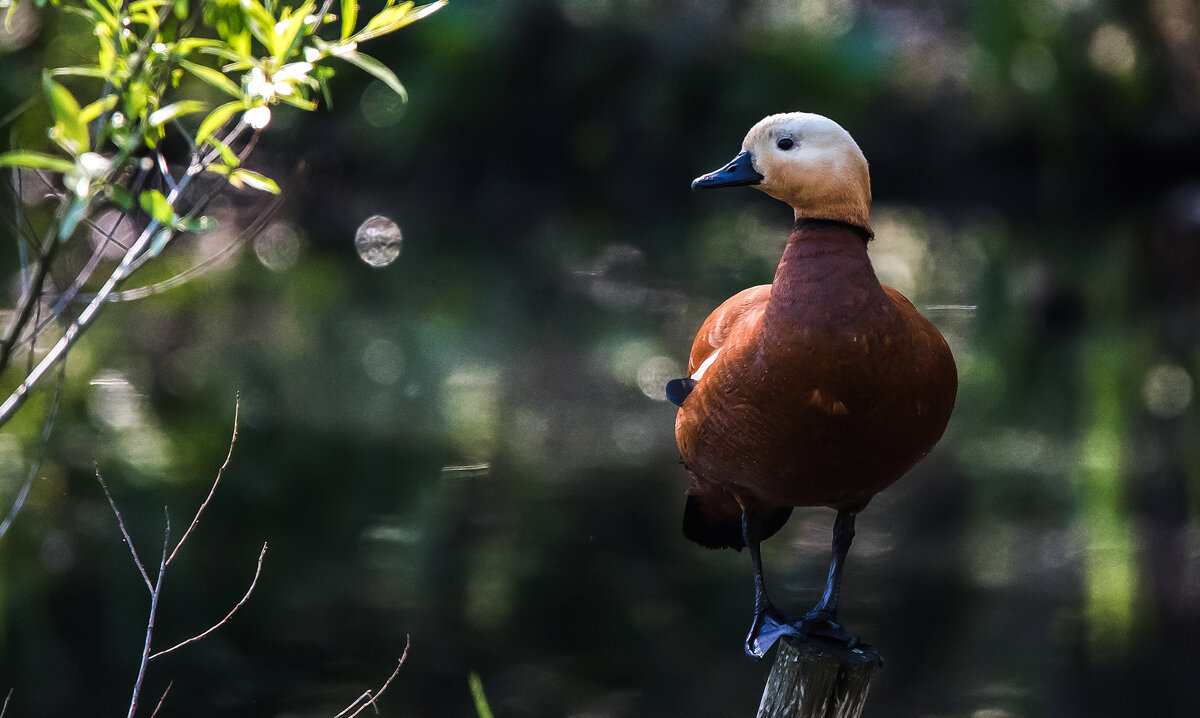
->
xmin=695 ymin=112 xmax=873 ymax=234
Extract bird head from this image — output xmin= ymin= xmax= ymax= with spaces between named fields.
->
xmin=692 ymin=112 xmax=872 ymax=235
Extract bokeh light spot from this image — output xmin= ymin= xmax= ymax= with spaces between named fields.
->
xmin=1011 ymin=43 xmax=1058 ymax=92
xmin=636 ymin=355 xmax=682 ymax=401
xmin=1089 ymin=24 xmax=1137 ymax=76
xmin=355 ymin=215 xmax=403 ymax=267
xmin=360 ymin=79 xmax=407 ymax=128
xmin=361 ymin=338 xmax=406 ymax=386
xmin=1143 ymin=362 xmax=1193 ymax=418
xmin=253 ymin=220 xmax=302 ymax=272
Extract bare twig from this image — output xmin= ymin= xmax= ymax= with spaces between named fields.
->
xmin=150 ymin=541 xmax=268 ymax=660
xmin=333 ymin=636 xmax=411 ymax=718
xmin=127 ymin=511 xmax=170 ymax=718
xmin=94 ymin=461 xmax=153 ymax=592
xmin=168 ymin=393 xmax=240 ymax=565
xmin=147 ymin=681 xmax=173 ymax=718
xmin=1 ymin=687 xmax=12 ymax=718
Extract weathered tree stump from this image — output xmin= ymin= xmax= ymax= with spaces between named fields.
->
xmin=756 ymin=637 xmax=881 ymax=718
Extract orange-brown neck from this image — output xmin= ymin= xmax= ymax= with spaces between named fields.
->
xmin=764 ymin=220 xmax=888 ymax=338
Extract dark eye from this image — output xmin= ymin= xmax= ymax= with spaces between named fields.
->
xmin=776 ymin=137 xmax=795 ymax=151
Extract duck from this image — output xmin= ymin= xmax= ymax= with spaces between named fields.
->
xmin=667 ymin=112 xmax=957 ymax=659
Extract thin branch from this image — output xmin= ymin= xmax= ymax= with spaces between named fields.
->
xmin=0 ymin=687 xmax=12 ymax=718
xmin=94 ymin=461 xmax=153 ymax=592
xmin=167 ymin=392 xmax=240 ymax=565
xmin=0 ymin=360 xmax=66 ymax=539
xmin=147 ymin=681 xmax=172 ymax=718
xmin=127 ymin=512 xmax=170 ymax=718
xmin=149 ymin=541 xmax=267 ymax=660
xmin=155 ymin=150 xmax=178 ymax=194
xmin=148 ymin=545 xmax=266 ymax=662
xmin=332 ymin=636 xmax=411 ymax=718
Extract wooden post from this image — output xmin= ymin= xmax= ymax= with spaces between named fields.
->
xmin=755 ymin=637 xmax=881 ymax=718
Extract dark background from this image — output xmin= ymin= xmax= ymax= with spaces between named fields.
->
xmin=2 ymin=1 xmax=1200 ymax=716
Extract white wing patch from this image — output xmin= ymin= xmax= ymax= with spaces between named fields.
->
xmin=690 ymin=347 xmax=722 ymax=381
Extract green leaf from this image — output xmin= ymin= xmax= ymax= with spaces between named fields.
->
xmin=195 ymin=100 xmax=246 ymax=143
xmin=239 ymin=0 xmax=279 ymax=53
xmin=204 ymin=136 xmax=240 ymax=167
xmin=147 ymin=100 xmax=208 ymax=128
xmin=108 ymin=183 xmax=134 ymax=210
xmin=337 ymin=51 xmax=407 ymax=102
xmin=341 ymin=0 xmax=358 ymax=40
xmin=354 ymin=0 xmax=443 ymax=42
xmin=43 ymin=75 xmax=89 ymax=155
xmin=84 ymin=0 xmax=118 ymax=30
xmin=277 ymin=93 xmax=318 ymax=111
xmin=230 ymin=168 xmax=280 ymax=194
xmin=274 ymin=2 xmax=316 ymax=58
xmin=175 ymin=38 xmax=228 ymax=56
xmin=177 ymin=214 xmax=216 ymax=233
xmin=79 ymin=95 xmax=119 ymax=125
xmin=176 ymin=58 xmax=242 ymax=101
xmin=0 ymin=151 xmax=75 ymax=173
xmin=49 ymin=66 xmax=113 ymax=80
xmin=179 ymin=60 xmax=244 ymax=99
xmin=139 ymin=189 xmax=175 ymax=225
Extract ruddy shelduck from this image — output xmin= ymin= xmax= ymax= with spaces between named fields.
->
xmin=668 ymin=112 xmax=957 ymax=658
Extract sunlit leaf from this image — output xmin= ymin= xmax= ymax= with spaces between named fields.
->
xmin=230 ymin=168 xmax=280 ymax=194
xmin=179 ymin=58 xmax=242 ymax=97
xmin=84 ymin=0 xmax=118 ymax=30
xmin=239 ymin=0 xmax=278 ymax=53
xmin=139 ymin=189 xmax=175 ymax=225
xmin=0 ymin=151 xmax=75 ymax=173
xmin=277 ymin=93 xmax=318 ymax=111
xmin=126 ymin=80 xmax=151 ymax=124
xmin=195 ymin=100 xmax=247 ymax=143
xmin=176 ymin=38 xmax=231 ymax=57
xmin=50 ymin=66 xmax=112 ymax=80
xmin=275 ymin=1 xmax=316 ymax=58
xmin=357 ymin=1 xmax=417 ymax=42
xmin=354 ymin=0 xmax=443 ymax=42
xmin=147 ymin=100 xmax=207 ymax=128
xmin=341 ymin=0 xmax=358 ymax=40
xmin=79 ymin=95 xmax=119 ymax=125
xmin=204 ymin=135 xmax=240 ymax=166
xmin=43 ymin=75 xmax=88 ymax=155
xmin=336 ymin=51 xmax=407 ymax=102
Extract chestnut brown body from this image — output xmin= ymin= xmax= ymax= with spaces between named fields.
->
xmin=676 ymin=220 xmax=957 ymax=548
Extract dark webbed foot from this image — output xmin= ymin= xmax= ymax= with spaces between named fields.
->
xmin=794 ymin=608 xmax=858 ymax=647
xmin=745 ymin=607 xmax=862 ymax=659
xmin=745 ymin=605 xmax=800 ymax=658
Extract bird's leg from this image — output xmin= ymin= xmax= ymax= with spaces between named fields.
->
xmin=742 ymin=508 xmax=801 ymax=659
xmin=797 ymin=510 xmax=859 ymax=645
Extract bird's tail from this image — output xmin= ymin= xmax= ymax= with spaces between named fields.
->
xmin=682 ymin=495 xmax=793 ymax=550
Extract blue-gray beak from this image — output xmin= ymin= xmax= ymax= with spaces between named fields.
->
xmin=691 ymin=151 xmax=763 ymax=190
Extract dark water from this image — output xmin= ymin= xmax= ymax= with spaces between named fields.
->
xmin=2 ymin=2 xmax=1200 ymax=716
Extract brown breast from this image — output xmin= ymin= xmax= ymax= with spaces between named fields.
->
xmin=676 ymin=221 xmax=957 ymax=519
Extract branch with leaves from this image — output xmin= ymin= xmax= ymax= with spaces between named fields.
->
xmin=0 ymin=0 xmax=445 ymax=430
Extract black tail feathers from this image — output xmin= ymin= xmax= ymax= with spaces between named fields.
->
xmin=682 ymin=495 xmax=793 ymax=550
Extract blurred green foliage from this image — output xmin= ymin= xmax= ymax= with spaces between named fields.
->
xmin=2 ymin=1 xmax=1200 ymax=717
